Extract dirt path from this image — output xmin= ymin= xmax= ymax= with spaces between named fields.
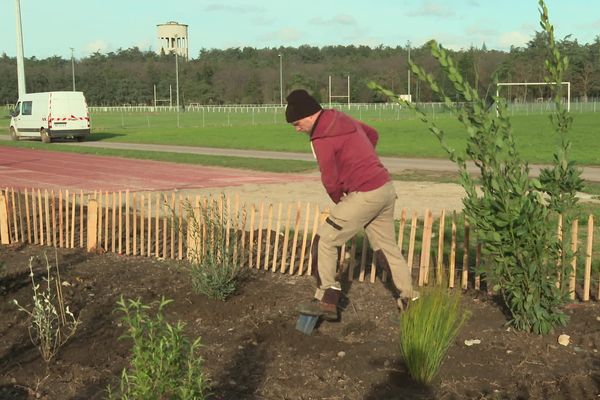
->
xmin=172 ymin=180 xmax=466 ymax=218
xmin=0 ymin=145 xmax=466 ymax=216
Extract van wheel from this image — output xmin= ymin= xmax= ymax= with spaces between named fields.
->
xmin=40 ymin=129 xmax=51 ymax=143
xmin=9 ymin=127 xmax=18 ymax=141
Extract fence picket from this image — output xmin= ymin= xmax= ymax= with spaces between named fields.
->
xmin=264 ymin=204 xmax=274 ymax=270
xmin=298 ymin=203 xmax=310 ymax=276
xmin=0 ymin=194 xmax=9 ymax=244
xmin=104 ymin=192 xmax=110 ymax=251
xmin=436 ymin=209 xmax=446 ymax=284
xmin=449 ymin=212 xmax=457 ymax=288
xmin=289 ymin=202 xmax=302 ymax=275
xmin=64 ymin=190 xmax=69 ymax=248
xmin=147 ymin=193 xmax=152 ymax=257
xmin=87 ymin=198 xmax=98 ymax=251
xmin=271 ymin=203 xmax=283 ymax=272
xmin=155 ymin=195 xmax=160 ymax=257
xmin=307 ymin=205 xmax=320 ymax=276
xmin=25 ymin=189 xmax=31 ymax=243
xmin=51 ymin=191 xmax=57 ymax=247
xmin=359 ymin=236 xmax=368 ymax=282
xmin=79 ymin=191 xmax=84 ymax=248
xmin=256 ymin=202 xmax=264 ymax=269
xmin=170 ymin=193 xmax=176 ymax=259
xmin=12 ymin=189 xmax=19 ymax=243
xmin=407 ymin=211 xmax=418 ymax=272
xmin=570 ymin=219 xmax=578 ymax=300
xmin=462 ymin=221 xmax=470 ymax=290
xmin=16 ymin=188 xmax=24 ymax=244
xmin=140 ymin=194 xmax=145 ymax=256
xmin=248 ymin=204 xmax=256 ymax=268
xmin=419 ymin=209 xmax=432 ymax=286
xmin=132 ymin=193 xmax=137 ymax=256
xmin=280 ymin=204 xmax=292 ymax=273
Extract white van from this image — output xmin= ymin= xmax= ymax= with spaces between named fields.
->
xmin=9 ymin=91 xmax=91 ymax=143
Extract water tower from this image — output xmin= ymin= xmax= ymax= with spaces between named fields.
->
xmin=156 ymin=21 xmax=189 ymax=59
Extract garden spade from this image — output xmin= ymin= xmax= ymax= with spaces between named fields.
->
xmin=295 ymin=312 xmax=320 ymax=335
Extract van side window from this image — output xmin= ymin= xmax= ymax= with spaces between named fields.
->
xmin=22 ymin=101 xmax=32 ymax=116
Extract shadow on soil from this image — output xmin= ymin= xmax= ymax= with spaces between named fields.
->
xmin=362 ymin=359 xmax=434 ymax=400
xmin=211 ymin=326 xmax=268 ymax=399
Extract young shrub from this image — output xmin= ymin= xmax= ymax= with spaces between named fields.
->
xmin=184 ymin=195 xmax=247 ymax=301
xmin=13 ymin=253 xmax=80 ymax=362
xmin=398 ymin=285 xmax=469 ymax=384
xmin=371 ymin=0 xmax=580 ymax=335
xmin=107 ymin=297 xmax=208 ymax=400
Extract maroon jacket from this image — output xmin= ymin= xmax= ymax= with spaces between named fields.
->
xmin=310 ymin=109 xmax=390 ymax=203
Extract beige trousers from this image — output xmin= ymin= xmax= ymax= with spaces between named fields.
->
xmin=312 ymin=181 xmax=416 ymax=301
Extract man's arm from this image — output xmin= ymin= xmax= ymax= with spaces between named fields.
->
xmin=312 ymin=139 xmax=343 ymax=203
xmin=360 ymin=122 xmax=379 ymax=147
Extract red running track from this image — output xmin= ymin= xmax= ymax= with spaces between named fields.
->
xmin=0 ymin=147 xmax=317 ymax=193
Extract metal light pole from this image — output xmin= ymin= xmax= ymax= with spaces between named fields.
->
xmin=175 ymin=35 xmax=180 ymax=128
xmin=14 ymin=0 xmax=26 ymax=96
xmin=407 ymin=40 xmax=411 ymax=99
xmin=70 ymin=47 xmax=76 ymax=91
xmin=278 ymin=54 xmax=283 ymax=106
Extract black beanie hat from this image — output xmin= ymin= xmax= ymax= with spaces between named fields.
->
xmin=285 ymin=89 xmax=322 ymax=123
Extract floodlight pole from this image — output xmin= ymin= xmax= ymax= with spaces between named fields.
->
xmin=70 ymin=47 xmax=76 ymax=91
xmin=278 ymin=54 xmax=283 ymax=106
xmin=407 ymin=40 xmax=411 ymax=100
xmin=14 ymin=0 xmax=26 ymax=96
xmin=175 ymin=35 xmax=180 ymax=128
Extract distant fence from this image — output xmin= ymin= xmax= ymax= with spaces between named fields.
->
xmin=0 ymin=188 xmax=597 ymax=301
xmin=85 ymin=101 xmax=600 ymax=130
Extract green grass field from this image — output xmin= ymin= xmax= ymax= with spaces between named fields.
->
xmin=85 ymin=110 xmax=600 ymax=165
xmin=3 ymin=108 xmax=600 ymax=168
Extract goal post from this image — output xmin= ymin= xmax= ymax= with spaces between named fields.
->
xmin=496 ymin=82 xmax=571 ymax=112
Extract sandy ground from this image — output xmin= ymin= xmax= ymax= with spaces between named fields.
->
xmin=166 ymin=179 xmax=467 ymax=219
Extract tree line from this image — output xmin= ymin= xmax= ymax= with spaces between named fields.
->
xmin=1 ymin=32 xmax=598 ymax=107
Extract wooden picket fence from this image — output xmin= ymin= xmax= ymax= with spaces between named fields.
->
xmin=0 ymin=188 xmax=597 ymax=301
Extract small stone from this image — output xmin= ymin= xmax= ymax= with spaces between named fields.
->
xmin=464 ymin=339 xmax=481 ymax=346
xmin=506 ymin=350 xmax=513 ymax=354
xmin=337 ymin=351 xmax=346 ymax=358
xmin=558 ymin=334 xmax=570 ymax=346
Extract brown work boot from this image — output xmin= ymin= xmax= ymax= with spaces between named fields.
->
xmin=397 ymin=291 xmax=420 ymax=312
xmin=297 ymin=287 xmax=341 ymax=321
xmin=297 ymin=299 xmax=338 ymax=321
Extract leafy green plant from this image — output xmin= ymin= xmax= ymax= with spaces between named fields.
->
xmin=107 ymin=297 xmax=208 ymax=400
xmin=370 ymin=0 xmax=579 ymax=334
xmin=184 ymin=195 xmax=247 ymax=301
xmin=13 ymin=253 xmax=80 ymax=362
xmin=398 ymin=285 xmax=469 ymax=384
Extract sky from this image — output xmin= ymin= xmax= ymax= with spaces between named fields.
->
xmin=1 ymin=0 xmax=599 ymax=60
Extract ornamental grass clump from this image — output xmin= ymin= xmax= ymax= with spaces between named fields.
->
xmin=107 ymin=297 xmax=208 ymax=400
xmin=398 ymin=285 xmax=469 ymax=384
xmin=184 ymin=195 xmax=247 ymax=301
xmin=13 ymin=253 xmax=80 ymax=363
xmin=371 ymin=0 xmax=582 ymax=335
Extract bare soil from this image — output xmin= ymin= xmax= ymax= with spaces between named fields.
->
xmin=1 ymin=242 xmax=599 ymax=400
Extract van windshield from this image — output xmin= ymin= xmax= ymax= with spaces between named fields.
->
xmin=12 ymin=102 xmax=20 ymax=117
